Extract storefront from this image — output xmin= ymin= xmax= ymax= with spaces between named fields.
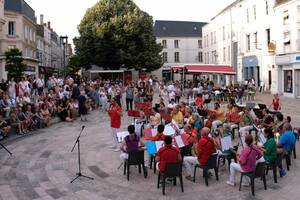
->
xmin=242 ymin=55 xmax=260 ymax=86
xmin=275 ymin=54 xmax=300 ymax=98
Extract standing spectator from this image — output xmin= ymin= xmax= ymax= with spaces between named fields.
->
xmin=78 ymin=91 xmax=88 ymax=121
xmin=125 ymin=84 xmax=134 ymax=111
xmin=270 ymin=93 xmax=281 ymax=111
xmin=36 ymin=76 xmax=44 ymax=95
xmin=8 ymin=78 xmax=16 ymax=99
xmin=107 ymin=97 xmax=123 ymax=152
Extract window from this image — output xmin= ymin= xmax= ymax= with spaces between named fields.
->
xmin=265 ymin=0 xmax=269 ymax=15
xmin=7 ymin=45 xmax=16 ymax=50
xmin=283 ymin=10 xmax=289 ymax=25
xmin=162 ymin=40 xmax=167 ymax=48
xmin=253 ymin=5 xmax=257 ymax=20
xmin=24 ymin=25 xmax=28 ymax=39
xmin=246 ymin=9 xmax=249 ymax=23
xmin=174 ymin=52 xmax=180 ymax=62
xmin=162 ymin=52 xmax=168 ymax=63
xmin=228 ymin=46 xmax=231 ymax=61
xmin=284 ymin=70 xmax=293 ymax=93
xmin=198 ymin=40 xmax=202 ymax=48
xmin=223 ymin=47 xmax=226 ymax=62
xmin=214 ymin=31 xmax=216 ymax=44
xmin=246 ymin=34 xmax=251 ymax=51
xmin=8 ymin=21 xmax=16 ymax=36
xmin=211 ymin=32 xmax=213 ymax=45
xmin=198 ymin=52 xmax=203 ymax=62
xmin=222 ymin=26 xmax=225 ymax=40
xmin=212 ymin=50 xmax=216 ymax=63
xmin=254 ymin=32 xmax=258 ymax=49
xmin=174 ymin=40 xmax=179 ymax=48
xmin=207 ymin=52 xmax=210 ymax=64
xmin=266 ymin=29 xmax=270 ymax=45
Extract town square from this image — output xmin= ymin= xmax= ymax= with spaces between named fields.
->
xmin=0 ymin=0 xmax=300 ymax=200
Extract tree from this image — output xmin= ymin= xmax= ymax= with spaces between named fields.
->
xmin=5 ymin=48 xmax=27 ymax=79
xmin=66 ymin=55 xmax=81 ymax=76
xmin=74 ymin=0 xmax=163 ymax=72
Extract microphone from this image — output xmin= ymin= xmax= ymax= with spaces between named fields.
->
xmin=82 ymin=125 xmax=85 ymax=130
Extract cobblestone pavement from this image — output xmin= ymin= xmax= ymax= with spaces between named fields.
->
xmin=0 ymin=94 xmax=299 ymax=200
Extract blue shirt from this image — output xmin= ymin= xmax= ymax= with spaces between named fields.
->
xmin=279 ymin=130 xmax=296 ymax=152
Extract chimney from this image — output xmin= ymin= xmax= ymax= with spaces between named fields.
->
xmin=47 ymin=21 xmax=51 ymax=29
xmin=40 ymin=14 xmax=44 ymax=25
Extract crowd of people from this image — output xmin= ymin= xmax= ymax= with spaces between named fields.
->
xmin=112 ymin=77 xmax=298 ymax=192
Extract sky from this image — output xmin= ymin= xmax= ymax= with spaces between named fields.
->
xmin=28 ymin=0 xmax=235 ymax=44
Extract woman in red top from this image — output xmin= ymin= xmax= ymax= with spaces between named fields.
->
xmin=271 ymin=94 xmax=281 ymax=111
xmin=107 ymin=98 xmax=123 ymax=152
xmin=195 ymin=94 xmax=204 ymax=110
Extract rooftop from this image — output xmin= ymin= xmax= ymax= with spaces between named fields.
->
xmin=4 ymin=0 xmax=36 ymax=23
xmin=154 ymin=20 xmax=207 ymax=38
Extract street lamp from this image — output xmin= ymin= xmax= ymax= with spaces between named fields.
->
xmin=60 ymin=36 xmax=68 ymax=77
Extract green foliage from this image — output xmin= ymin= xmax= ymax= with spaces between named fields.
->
xmin=5 ymin=48 xmax=27 ymax=79
xmin=74 ymin=0 xmax=163 ymax=71
xmin=66 ymin=55 xmax=81 ymax=76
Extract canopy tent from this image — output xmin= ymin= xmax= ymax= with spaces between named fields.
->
xmin=171 ymin=64 xmax=236 ymax=75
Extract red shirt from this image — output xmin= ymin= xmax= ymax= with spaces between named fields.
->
xmin=108 ymin=104 xmax=122 ymax=128
xmin=151 ymin=132 xmax=166 ymax=141
xmin=273 ymin=98 xmax=280 ymax=111
xmin=196 ymin=136 xmax=215 ymax=165
xmin=157 ymin=144 xmax=180 ymax=171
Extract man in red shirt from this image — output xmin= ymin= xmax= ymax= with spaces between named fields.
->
xmin=156 ymin=136 xmax=182 ymax=172
xmin=183 ymin=127 xmax=216 ymax=181
xmin=151 ymin=124 xmax=166 ymax=141
xmin=107 ymin=98 xmax=123 ymax=152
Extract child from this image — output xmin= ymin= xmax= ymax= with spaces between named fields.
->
xmin=271 ymin=94 xmax=281 ymax=111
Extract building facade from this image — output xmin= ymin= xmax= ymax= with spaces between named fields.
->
xmin=154 ymin=20 xmax=206 ymax=81
xmin=0 ymin=0 xmax=39 ymax=79
xmin=273 ymin=0 xmax=300 ymax=98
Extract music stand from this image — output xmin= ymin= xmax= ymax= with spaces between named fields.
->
xmin=70 ymin=126 xmax=94 ymax=183
xmin=0 ymin=143 xmax=12 ymax=156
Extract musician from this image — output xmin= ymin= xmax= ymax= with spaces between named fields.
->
xmin=171 ymin=105 xmax=183 ymax=126
xmin=211 ymin=102 xmax=225 ymax=132
xmin=150 ymin=107 xmax=161 ymax=127
xmin=225 ymin=103 xmax=240 ymax=131
xmin=151 ymin=124 xmax=166 ymax=141
xmin=261 ymin=109 xmax=274 ymax=128
xmin=182 ymin=124 xmax=196 ymax=144
xmin=107 ymin=97 xmax=123 ymax=152
xmin=239 ymin=108 xmax=254 ymax=148
xmin=273 ymin=113 xmax=285 ymax=134
xmin=195 ymin=94 xmax=204 ymax=110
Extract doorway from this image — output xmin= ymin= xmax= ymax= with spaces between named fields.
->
xmin=268 ymin=70 xmax=272 ymax=90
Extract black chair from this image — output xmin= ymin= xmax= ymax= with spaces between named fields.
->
xmin=239 ymin=162 xmax=267 ymax=196
xmin=217 ymin=144 xmax=238 ymax=171
xmin=124 ymin=150 xmax=147 ymax=181
xmin=157 ymin=162 xmax=184 ymax=195
xmin=265 ymin=159 xmax=278 ymax=183
xmin=150 ymin=154 xmax=157 ymax=174
xmin=193 ymin=153 xmax=219 ymax=186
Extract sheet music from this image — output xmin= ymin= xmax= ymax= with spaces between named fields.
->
xmin=164 ymin=124 xmax=176 ymax=136
xmin=117 ymin=131 xmax=129 ymax=143
xmin=221 ymin=136 xmax=233 ymax=151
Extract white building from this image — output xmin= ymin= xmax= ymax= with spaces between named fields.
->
xmin=203 ymin=0 xmax=277 ymax=89
xmin=153 ymin=20 xmax=206 ymax=81
xmin=273 ymin=0 xmax=300 ymax=98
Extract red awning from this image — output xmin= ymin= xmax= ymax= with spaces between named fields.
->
xmin=171 ymin=66 xmax=185 ymax=71
xmin=185 ymin=65 xmax=236 ymax=75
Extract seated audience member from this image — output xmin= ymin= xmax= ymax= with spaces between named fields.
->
xmin=239 ymin=108 xmax=254 ymax=148
xmin=156 ymin=136 xmax=182 ymax=172
xmin=120 ymin=125 xmax=145 ymax=160
xmin=226 ymin=134 xmax=263 ymax=186
xmin=151 ymin=124 xmax=166 ymax=141
xmin=260 ymin=128 xmax=277 ymax=164
xmin=57 ymin=100 xmax=73 ymax=122
xmin=211 ymin=102 xmax=225 ymax=132
xmin=150 ymin=107 xmax=161 ymax=127
xmin=184 ymin=127 xmax=216 ymax=181
xmin=277 ymin=123 xmax=296 ymax=177
xmin=23 ymin=92 xmax=31 ymax=104
xmin=16 ymin=106 xmax=29 ymax=134
xmin=40 ymin=104 xmax=51 ymax=127
xmin=0 ymin=116 xmax=10 ymax=138
xmin=171 ymin=105 xmax=183 ymax=126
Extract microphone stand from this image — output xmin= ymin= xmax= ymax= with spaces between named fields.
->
xmin=0 ymin=142 xmax=12 ymax=156
xmin=70 ymin=126 xmax=94 ymax=183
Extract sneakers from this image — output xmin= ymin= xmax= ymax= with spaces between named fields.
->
xmin=279 ymin=168 xmax=286 ymax=177
xmin=226 ymin=181 xmax=235 ymax=187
